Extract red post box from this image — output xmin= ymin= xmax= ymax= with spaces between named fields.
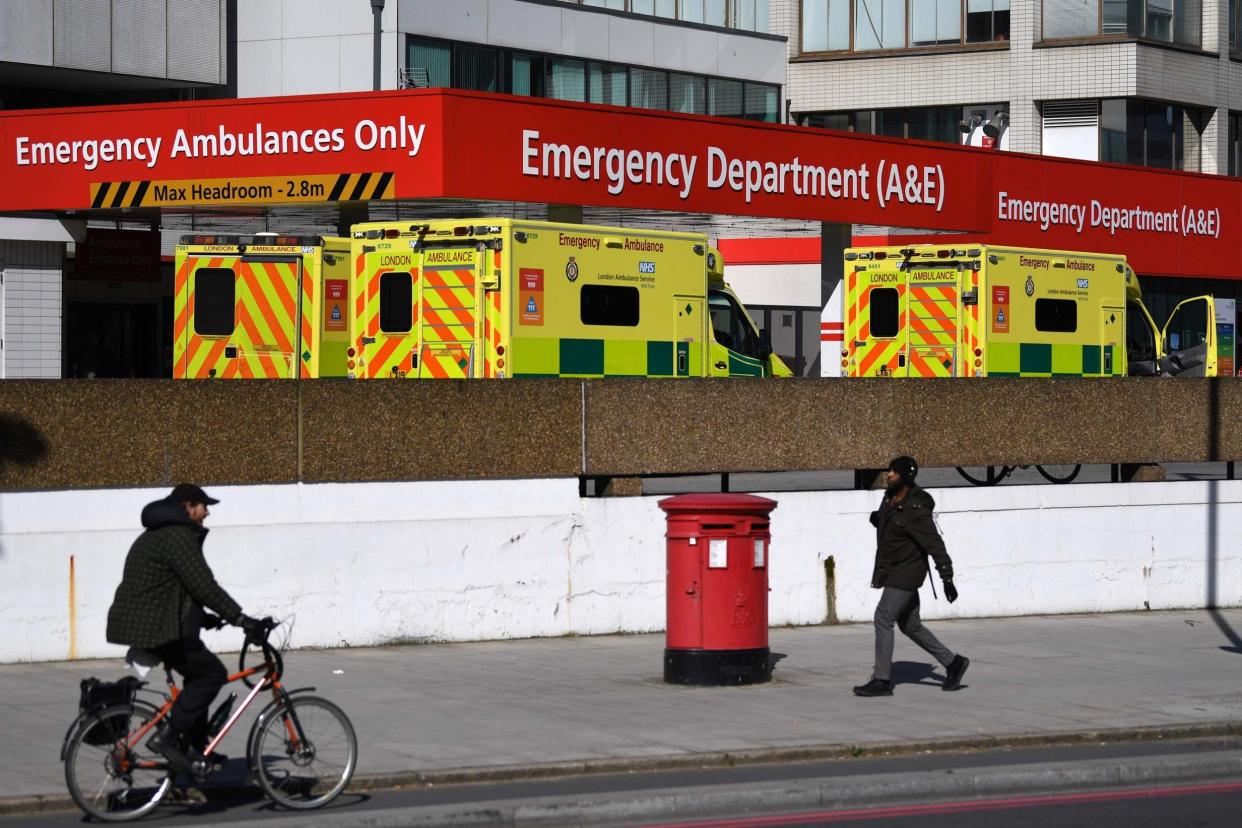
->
xmin=659 ymin=493 xmax=777 ymax=685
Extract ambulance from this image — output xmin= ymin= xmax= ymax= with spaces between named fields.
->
xmin=173 ymin=234 xmax=352 ymax=379
xmin=347 ymin=218 xmax=791 ymax=379
xmin=842 ymin=244 xmax=1216 ymax=378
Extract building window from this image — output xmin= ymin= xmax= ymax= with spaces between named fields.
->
xmin=561 ymin=0 xmax=768 ymax=32
xmin=1042 ymin=0 xmax=1199 ymax=47
xmin=801 ymin=0 xmax=1007 ymax=52
xmin=407 ymin=36 xmax=779 ymax=124
xmin=1229 ymin=113 xmax=1242 ymax=177
xmin=802 ymin=104 xmax=991 ymax=144
xmin=1100 ymin=99 xmax=1192 ymax=170
xmin=1232 ymin=0 xmax=1242 ymax=53
xmin=194 ymin=269 xmax=235 ymax=336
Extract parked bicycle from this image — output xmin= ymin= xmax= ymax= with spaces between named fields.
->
xmin=955 ymin=464 xmax=1081 ymax=486
xmin=62 ymin=619 xmax=356 ymax=822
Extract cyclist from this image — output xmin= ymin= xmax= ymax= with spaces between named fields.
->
xmin=105 ymin=483 xmax=266 ymax=772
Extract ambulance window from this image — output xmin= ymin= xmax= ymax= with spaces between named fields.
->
xmin=870 ymin=288 xmax=899 ymax=338
xmin=194 ymin=268 xmax=235 ymax=336
xmin=581 ymin=285 xmax=639 ymax=326
xmin=708 ymin=291 xmax=761 ymax=358
xmin=379 ymin=272 xmax=413 ymax=332
xmin=1035 ymin=298 xmax=1077 ymax=333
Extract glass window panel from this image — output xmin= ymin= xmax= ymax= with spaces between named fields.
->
xmin=1043 ymin=0 xmax=1098 ymax=38
xmin=511 ymin=53 xmax=544 ymax=97
xmin=1035 ymin=299 xmax=1078 ymax=332
xmin=632 ymin=0 xmax=655 ymax=12
xmin=735 ymin=0 xmax=757 ymax=29
xmin=855 ymin=0 xmax=905 ymax=49
xmin=454 ymin=44 xmax=498 ymax=92
xmin=671 ymin=73 xmax=707 ymax=113
xmin=656 ymin=0 xmax=677 ymax=16
xmin=581 ymin=285 xmax=640 ymax=326
xmin=1232 ymin=0 xmax=1240 ymax=52
xmin=380 ymin=273 xmax=413 ymax=333
xmin=407 ymin=38 xmax=451 ymax=88
xmin=682 ymin=0 xmax=706 ymax=21
xmin=706 ymin=0 xmax=728 ymax=24
xmin=1231 ymin=113 xmax=1241 ymax=176
xmin=758 ymin=0 xmax=770 ymax=31
xmin=1126 ymin=101 xmax=1146 ymax=165
xmin=630 ymin=67 xmax=669 ymax=109
xmin=708 ymin=77 xmax=744 ymax=117
xmin=870 ymin=288 xmax=900 ymax=337
xmin=589 ymin=62 xmax=628 ymax=106
xmin=912 ymin=0 xmax=961 ymax=43
xmin=1145 ymin=0 xmax=1173 ymax=40
xmin=966 ymin=0 xmax=994 ymax=41
xmin=1175 ymin=0 xmax=1200 ymax=47
xmin=548 ymin=58 xmax=586 ymax=102
xmin=1145 ymin=104 xmax=1174 ymax=168
xmin=803 ymin=0 xmax=830 ymax=50
xmin=853 ymin=110 xmax=877 ymax=133
xmin=194 ymin=269 xmax=235 ymax=336
xmin=877 ymin=108 xmax=906 ymax=137
xmin=807 ymin=112 xmax=852 ymax=130
xmin=744 ymin=83 xmax=779 ymax=122
xmin=1102 ymin=0 xmax=1127 ymax=32
xmin=1100 ymin=99 xmax=1127 ymax=163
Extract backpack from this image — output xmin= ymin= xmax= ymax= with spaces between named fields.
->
xmin=78 ymin=676 xmax=144 ymax=746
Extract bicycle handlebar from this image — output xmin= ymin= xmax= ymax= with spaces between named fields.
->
xmin=238 ymin=617 xmax=283 ymax=687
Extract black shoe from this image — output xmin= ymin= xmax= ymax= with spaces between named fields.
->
xmin=852 ymin=679 xmax=893 ymax=697
xmin=943 ymin=655 xmax=970 ymax=691
xmin=146 ymin=727 xmax=192 ymax=773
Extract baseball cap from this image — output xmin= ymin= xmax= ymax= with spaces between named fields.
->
xmin=167 ymin=483 xmax=219 ymax=506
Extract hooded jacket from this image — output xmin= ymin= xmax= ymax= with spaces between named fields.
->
xmin=106 ymin=499 xmax=243 ymax=648
xmin=869 ymin=485 xmax=954 ymax=591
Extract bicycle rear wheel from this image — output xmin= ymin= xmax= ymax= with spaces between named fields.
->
xmin=955 ymin=466 xmax=1006 ymax=486
xmin=1036 ymin=464 xmax=1081 ymax=484
xmin=64 ymin=701 xmax=171 ymax=822
xmin=251 ymin=695 xmax=356 ymax=810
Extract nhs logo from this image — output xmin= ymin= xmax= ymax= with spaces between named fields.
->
xmin=639 ymin=261 xmax=656 ymax=274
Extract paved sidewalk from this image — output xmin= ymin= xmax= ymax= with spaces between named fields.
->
xmin=3 ymin=609 xmax=1241 ymax=804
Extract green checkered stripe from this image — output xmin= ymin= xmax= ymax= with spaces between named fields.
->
xmin=986 ymin=343 xmax=1116 ymax=377
xmin=511 ymin=338 xmax=701 ymax=377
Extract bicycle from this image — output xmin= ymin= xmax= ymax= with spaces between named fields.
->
xmin=61 ymin=619 xmax=356 ymax=822
xmin=955 ymin=463 xmax=1081 ymax=486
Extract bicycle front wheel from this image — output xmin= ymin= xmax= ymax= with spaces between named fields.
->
xmin=1036 ymin=464 xmax=1081 ymax=484
xmin=251 ymin=695 xmax=357 ymax=810
xmin=64 ymin=701 xmax=172 ymax=822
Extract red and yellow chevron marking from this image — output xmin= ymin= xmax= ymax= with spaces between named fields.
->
xmin=300 ymin=257 xmax=316 ymax=379
xmin=908 ymin=347 xmax=954 ymax=377
xmin=483 ymin=288 xmax=503 ymax=378
xmin=357 ymin=259 xmax=419 ymax=379
xmin=173 ymin=256 xmax=194 ymax=378
xmin=963 ymin=269 xmax=981 ymax=377
xmin=908 ymin=284 xmax=957 ymax=347
xmin=850 ymin=279 xmax=908 ymax=377
xmin=418 ymin=266 xmax=477 ymax=379
xmin=182 ymin=257 xmax=228 ymax=378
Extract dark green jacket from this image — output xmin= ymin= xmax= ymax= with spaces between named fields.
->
xmin=106 ymin=499 xmax=243 ymax=648
xmin=869 ymin=485 xmax=954 ymax=591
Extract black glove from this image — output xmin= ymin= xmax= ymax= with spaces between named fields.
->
xmin=201 ymin=613 xmax=226 ymax=631
xmin=943 ymin=578 xmax=959 ymax=604
xmin=237 ymin=614 xmax=270 ymax=638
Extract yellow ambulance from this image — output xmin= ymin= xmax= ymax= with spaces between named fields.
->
xmin=173 ymin=234 xmax=352 ymax=379
xmin=842 ymin=244 xmax=1216 ymax=378
xmin=347 ymin=218 xmax=791 ymax=379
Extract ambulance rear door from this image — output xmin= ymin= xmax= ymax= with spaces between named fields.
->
xmin=416 ymin=244 xmax=483 ymax=379
xmin=1160 ymin=296 xmax=1218 ymax=377
xmin=354 ymin=243 xmax=419 ymax=379
xmin=904 ymin=267 xmax=960 ymax=377
xmin=176 ymin=248 xmax=302 ymax=379
xmin=844 ymin=262 xmax=907 ymax=377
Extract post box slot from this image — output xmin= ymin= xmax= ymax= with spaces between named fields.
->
xmin=700 ymin=523 xmax=735 ymax=531
xmin=750 ymin=523 xmax=769 ymax=532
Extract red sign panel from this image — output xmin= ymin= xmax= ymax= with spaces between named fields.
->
xmin=2 ymin=89 xmax=1242 ymax=279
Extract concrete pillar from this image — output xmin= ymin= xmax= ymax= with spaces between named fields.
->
xmin=820 ymin=222 xmax=849 ymax=311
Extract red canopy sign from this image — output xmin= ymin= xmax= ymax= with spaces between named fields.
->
xmin=1 ymin=89 xmax=1238 ymax=278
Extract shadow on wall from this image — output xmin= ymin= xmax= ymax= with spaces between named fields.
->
xmin=1206 ymin=383 xmax=1242 ymax=654
xmin=0 ymin=413 xmax=50 ymax=559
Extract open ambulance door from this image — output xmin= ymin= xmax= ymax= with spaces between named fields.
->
xmin=1125 ymin=297 xmax=1161 ymax=376
xmin=1159 ymin=296 xmax=1217 ymax=377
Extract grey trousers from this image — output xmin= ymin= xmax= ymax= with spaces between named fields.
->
xmin=873 ymin=586 xmax=955 ymax=682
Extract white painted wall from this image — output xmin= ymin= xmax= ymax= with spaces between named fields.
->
xmin=3 ymin=478 xmax=1240 ymax=664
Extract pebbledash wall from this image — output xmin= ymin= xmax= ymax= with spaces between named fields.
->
xmin=1 ymin=478 xmax=1240 ymax=664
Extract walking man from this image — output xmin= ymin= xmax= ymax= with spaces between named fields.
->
xmin=106 ymin=484 xmax=266 ymax=771
xmin=853 ymin=456 xmax=970 ymax=697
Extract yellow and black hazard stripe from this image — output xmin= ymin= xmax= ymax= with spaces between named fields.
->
xmin=90 ymin=172 xmax=396 ymax=209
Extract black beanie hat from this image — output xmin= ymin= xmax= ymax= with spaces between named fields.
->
xmin=888 ymin=456 xmax=918 ymax=487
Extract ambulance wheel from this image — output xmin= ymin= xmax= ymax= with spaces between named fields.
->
xmin=1036 ymin=464 xmax=1081 ymax=484
xmin=955 ymin=466 xmax=1005 ymax=486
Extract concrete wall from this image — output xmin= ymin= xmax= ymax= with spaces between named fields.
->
xmin=3 ymin=477 xmax=1240 ymax=663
